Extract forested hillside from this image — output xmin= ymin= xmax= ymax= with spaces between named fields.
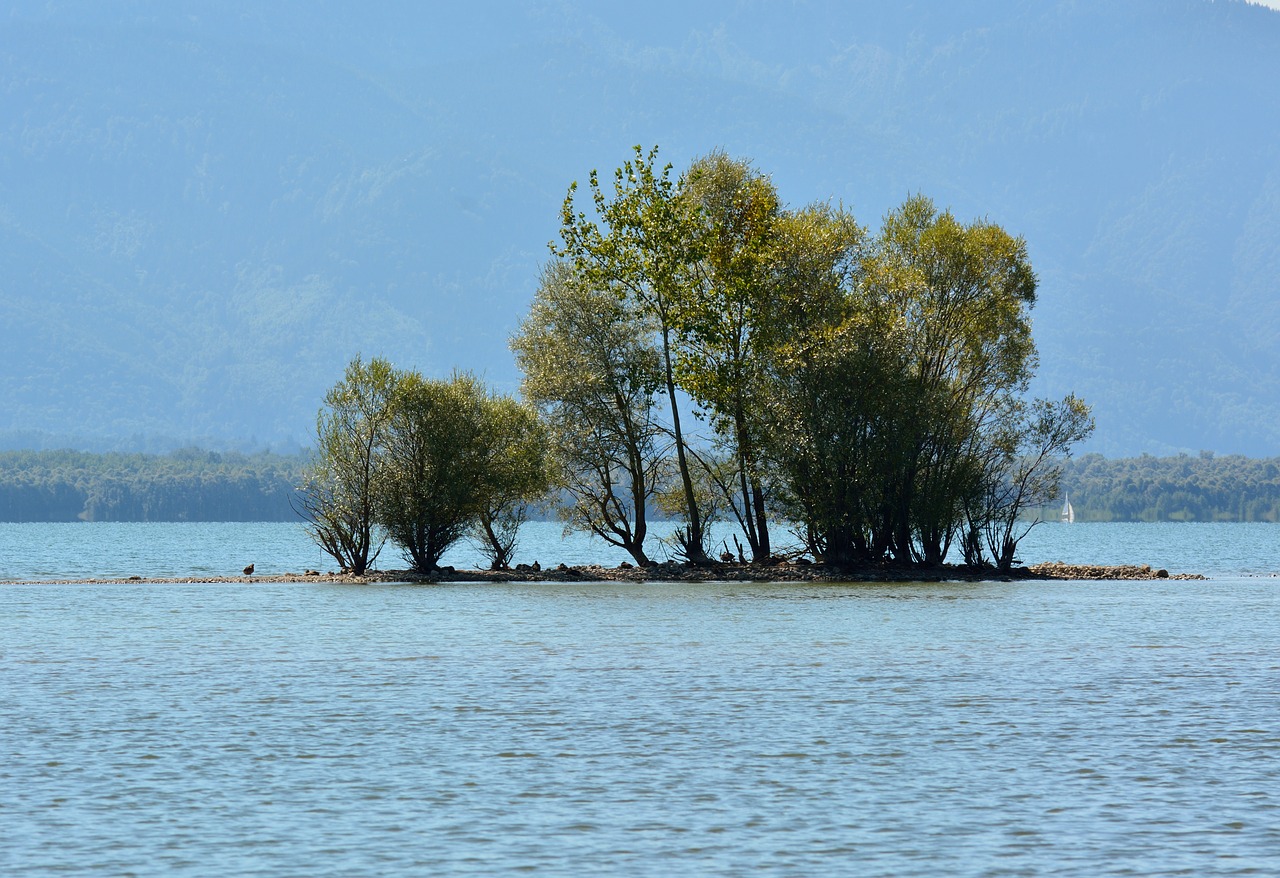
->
xmin=0 ymin=450 xmax=305 ymax=521
xmin=3 ymin=448 xmax=1278 ymax=525
xmin=1058 ymin=455 xmax=1280 ymax=522
xmin=2 ymin=1 xmax=1278 ymax=455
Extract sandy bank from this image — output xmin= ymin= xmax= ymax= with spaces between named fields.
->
xmin=4 ymin=560 xmax=1206 ymax=585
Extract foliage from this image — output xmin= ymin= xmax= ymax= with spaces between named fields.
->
xmin=671 ymin=151 xmax=784 ymax=560
xmin=760 ymin=301 xmax=914 ymax=566
xmin=969 ymin=395 xmax=1096 ymax=570
xmin=296 ymin=356 xmax=398 ymax=575
xmin=0 ymin=448 xmax=306 ymax=522
xmin=378 ymin=373 xmax=487 ymax=573
xmin=300 ymin=359 xmax=552 ymax=574
xmin=554 ymin=145 xmax=712 ymax=562
xmin=863 ymin=195 xmax=1040 ymax=564
xmin=1058 ymin=453 xmax=1280 ymax=522
xmin=532 ymin=149 xmax=1090 ymax=570
xmin=468 ymin=393 xmax=553 ymax=570
xmin=742 ymin=191 xmax=1065 ymax=568
xmin=511 ymin=261 xmax=665 ymax=565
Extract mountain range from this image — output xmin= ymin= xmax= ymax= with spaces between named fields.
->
xmin=2 ymin=0 xmax=1278 ymax=456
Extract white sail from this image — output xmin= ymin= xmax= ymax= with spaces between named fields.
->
xmin=1061 ymin=494 xmax=1075 ymax=524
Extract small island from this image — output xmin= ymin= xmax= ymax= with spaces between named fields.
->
xmin=11 ymin=560 xmax=1204 ymax=586
xmin=292 ymin=148 xmax=1100 ymax=589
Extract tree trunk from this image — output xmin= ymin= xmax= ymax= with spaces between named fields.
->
xmin=660 ymin=326 xmax=709 ymax=563
xmin=734 ymin=409 xmax=771 ymax=563
xmin=751 ymin=479 xmax=771 ymax=561
xmin=627 ymin=439 xmax=651 ymax=566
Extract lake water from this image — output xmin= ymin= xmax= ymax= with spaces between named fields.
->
xmin=2 ymin=519 xmax=1279 ymax=581
xmin=3 ymin=523 xmax=1279 ymax=876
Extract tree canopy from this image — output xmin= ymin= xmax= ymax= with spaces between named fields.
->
xmin=526 ymin=146 xmax=1094 ymax=569
xmin=295 ymin=356 xmax=398 ymax=574
xmin=298 ymin=360 xmax=551 ymax=573
xmin=511 ymin=261 xmax=665 ymax=566
xmin=0 ymin=448 xmax=305 ymax=522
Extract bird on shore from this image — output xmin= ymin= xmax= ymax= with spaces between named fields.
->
xmin=243 ymin=563 xmax=255 ymax=576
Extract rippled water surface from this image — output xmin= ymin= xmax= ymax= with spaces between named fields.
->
xmin=3 ymin=520 xmax=1279 ymax=581
xmin=4 ymin=576 xmax=1279 ymax=876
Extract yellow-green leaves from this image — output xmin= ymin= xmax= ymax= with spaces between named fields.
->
xmin=302 ymin=358 xmax=553 ymax=574
xmin=510 ymin=260 xmax=664 ymax=565
xmin=299 ymin=355 xmax=399 ymax=574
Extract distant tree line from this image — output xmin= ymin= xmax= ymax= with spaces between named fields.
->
xmin=0 ymin=449 xmax=305 ymax=522
xmin=302 ymin=146 xmax=1094 ymax=573
xmin=1058 ymin=453 xmax=1280 ymax=522
xmin=3 ymin=447 xmax=1275 ymax=529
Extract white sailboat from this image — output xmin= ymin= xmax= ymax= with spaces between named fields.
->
xmin=1060 ymin=493 xmax=1075 ymax=524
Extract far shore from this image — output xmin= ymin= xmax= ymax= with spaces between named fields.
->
xmin=2 ymin=560 xmax=1207 ymax=585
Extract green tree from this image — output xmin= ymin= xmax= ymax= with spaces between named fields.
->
xmin=863 ymin=195 xmax=1039 ymax=564
xmin=972 ymin=394 xmax=1095 ymax=570
xmin=300 ymin=361 xmax=552 ymax=575
xmin=672 ymin=151 xmax=783 ymax=561
xmin=469 ymin=394 xmax=553 ymax=570
xmin=512 ymin=260 xmax=665 ymax=566
xmin=755 ymin=203 xmax=893 ymax=565
xmin=377 ymin=372 xmax=492 ymax=573
xmin=554 ymin=145 xmax=712 ymax=563
xmin=754 ymin=195 xmax=1046 ymax=568
xmin=295 ymin=356 xmax=397 ymax=574
xmin=761 ymin=299 xmax=913 ymax=566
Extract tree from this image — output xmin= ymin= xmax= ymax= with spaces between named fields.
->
xmin=512 ymin=260 xmax=666 ymax=566
xmin=672 ymin=151 xmax=783 ymax=561
xmin=971 ymin=394 xmax=1095 ymax=570
xmin=554 ymin=145 xmax=712 ymax=563
xmin=295 ymin=356 xmax=397 ymax=574
xmin=301 ymin=361 xmax=553 ymax=576
xmin=751 ymin=195 xmax=1048 ymax=568
xmin=524 ymin=155 xmax=1093 ymax=573
xmin=377 ymin=372 xmax=492 ymax=573
xmin=755 ymin=203 xmax=889 ymax=565
xmin=761 ymin=300 xmax=913 ymax=566
xmin=862 ymin=195 xmax=1039 ymax=564
xmin=469 ymin=394 xmax=553 ymax=570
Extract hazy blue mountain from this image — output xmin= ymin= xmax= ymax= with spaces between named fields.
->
xmin=2 ymin=0 xmax=1278 ymax=455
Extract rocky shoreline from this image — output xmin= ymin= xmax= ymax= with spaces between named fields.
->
xmin=4 ymin=560 xmax=1206 ymax=585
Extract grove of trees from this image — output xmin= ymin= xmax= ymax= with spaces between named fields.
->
xmin=295 ymin=358 xmax=550 ymax=574
xmin=522 ymin=147 xmax=1093 ymax=570
xmin=1057 ymin=453 xmax=1280 ymax=522
xmin=0 ymin=449 xmax=305 ymax=521
xmin=6 ymin=449 xmax=1275 ymax=530
xmin=302 ymin=146 xmax=1095 ymax=573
